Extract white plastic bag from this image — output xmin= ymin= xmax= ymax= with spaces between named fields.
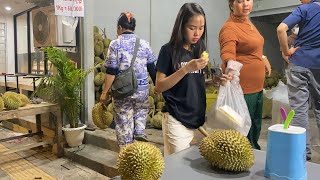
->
xmin=206 ymin=60 xmax=251 ymax=136
xmin=207 ymin=80 xmax=252 ymax=136
xmin=265 ymin=81 xmax=291 ymax=124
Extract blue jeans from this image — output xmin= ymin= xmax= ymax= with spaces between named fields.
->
xmin=287 ymin=63 xmax=320 ymax=158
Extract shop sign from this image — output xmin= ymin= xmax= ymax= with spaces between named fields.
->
xmin=54 ymin=0 xmax=84 ymax=17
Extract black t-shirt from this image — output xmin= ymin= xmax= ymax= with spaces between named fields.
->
xmin=156 ymin=43 xmax=206 ymax=129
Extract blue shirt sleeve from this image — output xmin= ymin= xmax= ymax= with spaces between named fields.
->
xmin=104 ymin=40 xmax=119 ymax=75
xmin=282 ymin=6 xmax=306 ymax=30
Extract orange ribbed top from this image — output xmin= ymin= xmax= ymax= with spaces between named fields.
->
xmin=219 ymin=13 xmax=265 ymax=94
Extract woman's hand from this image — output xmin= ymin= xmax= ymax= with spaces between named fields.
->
xmin=183 ymin=58 xmax=208 ymax=73
xmin=212 ymin=73 xmax=233 ymax=86
xmin=289 ymin=47 xmax=299 ymax=56
xmin=220 ymin=73 xmax=233 ymax=85
xmin=100 ymin=92 xmax=108 ymax=104
xmin=262 ymin=56 xmax=272 ymax=77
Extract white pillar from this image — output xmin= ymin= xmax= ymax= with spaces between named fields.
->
xmin=82 ymin=0 xmax=95 ymax=127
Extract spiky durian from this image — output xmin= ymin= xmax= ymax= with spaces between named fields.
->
xmin=117 ymin=142 xmax=164 ymax=180
xmin=148 ymin=96 xmax=155 ymax=110
xmin=148 ymin=75 xmax=153 ymax=84
xmin=103 ymin=38 xmax=112 ymax=48
xmin=146 ymin=114 xmax=152 ymax=124
xmin=17 ymin=94 xmax=30 ymax=107
xmin=0 ymin=97 xmax=4 ymax=111
xmin=156 ymin=102 xmax=165 ymax=110
xmin=199 ymin=130 xmax=254 ymax=172
xmin=149 ymin=84 xmax=155 ymax=97
xmin=155 ymin=94 xmax=164 ymax=104
xmin=94 ymin=72 xmax=105 ymax=86
xmin=2 ymin=92 xmax=21 ymax=110
xmin=93 ymin=26 xmax=100 ymax=34
xmin=92 ymin=103 xmax=113 ymax=129
xmin=151 ymin=112 xmax=163 ymax=129
xmin=94 ymin=56 xmax=104 ymax=65
xmin=107 ymin=102 xmax=113 ymax=112
xmin=94 ymin=85 xmax=101 ymax=92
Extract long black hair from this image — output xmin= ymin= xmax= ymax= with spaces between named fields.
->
xmin=117 ymin=12 xmax=136 ymax=31
xmin=169 ymin=3 xmax=207 ymax=69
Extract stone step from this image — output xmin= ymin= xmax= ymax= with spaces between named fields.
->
xmin=84 ymin=128 xmax=164 ymax=153
xmin=64 ymin=144 xmax=118 ymax=178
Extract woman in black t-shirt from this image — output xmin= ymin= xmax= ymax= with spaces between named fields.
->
xmin=155 ymin=3 xmax=209 ymax=156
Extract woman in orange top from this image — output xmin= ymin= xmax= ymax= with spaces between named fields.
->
xmin=219 ymin=0 xmax=271 ymax=150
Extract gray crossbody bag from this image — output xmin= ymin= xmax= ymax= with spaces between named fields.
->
xmin=111 ymin=38 xmax=140 ymax=99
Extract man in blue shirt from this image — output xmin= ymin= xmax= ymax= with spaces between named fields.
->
xmin=277 ymin=0 xmax=320 ymax=161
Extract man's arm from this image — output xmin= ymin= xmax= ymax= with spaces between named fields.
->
xmin=277 ymin=23 xmax=290 ymax=56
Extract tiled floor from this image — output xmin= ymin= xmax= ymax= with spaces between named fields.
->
xmin=0 ymin=127 xmax=109 ymax=180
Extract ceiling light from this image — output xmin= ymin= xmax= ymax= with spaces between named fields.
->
xmin=5 ymin=6 xmax=12 ymax=11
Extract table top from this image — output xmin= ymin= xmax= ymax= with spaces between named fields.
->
xmin=161 ymin=146 xmax=320 ymax=180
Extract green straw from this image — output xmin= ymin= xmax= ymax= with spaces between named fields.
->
xmin=284 ymin=110 xmax=295 ymax=129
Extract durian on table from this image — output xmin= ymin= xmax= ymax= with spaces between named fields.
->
xmin=117 ymin=142 xmax=164 ymax=180
xmin=199 ymin=129 xmax=254 ymax=172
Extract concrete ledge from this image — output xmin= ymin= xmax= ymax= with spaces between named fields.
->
xmin=64 ymin=144 xmax=118 ymax=178
xmin=84 ymin=128 xmax=164 ymax=153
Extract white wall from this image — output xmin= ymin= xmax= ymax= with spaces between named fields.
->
xmin=252 ymin=0 xmax=300 ymax=17
xmin=0 ymin=14 xmax=14 ymax=74
xmin=92 ymin=0 xmax=229 ymax=65
xmin=92 ymin=0 xmax=151 ymax=41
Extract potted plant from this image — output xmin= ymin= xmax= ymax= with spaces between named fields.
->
xmin=35 ymin=47 xmax=94 ymax=147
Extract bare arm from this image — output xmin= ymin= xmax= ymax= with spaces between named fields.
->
xmin=100 ymin=74 xmax=115 ymax=103
xmin=155 ymin=58 xmax=207 ymax=93
xmin=277 ymin=23 xmax=290 ymax=56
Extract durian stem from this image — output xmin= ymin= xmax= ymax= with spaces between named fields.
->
xmin=198 ymin=127 xmax=209 ymax=137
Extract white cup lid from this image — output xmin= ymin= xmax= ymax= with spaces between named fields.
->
xmin=268 ymin=124 xmax=306 ymax=134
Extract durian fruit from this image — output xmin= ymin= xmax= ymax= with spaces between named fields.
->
xmin=0 ymin=96 xmax=4 ymax=111
xmin=95 ymin=41 xmax=104 ymax=57
xmin=107 ymin=102 xmax=113 ymax=112
xmin=199 ymin=130 xmax=254 ymax=172
xmin=201 ymin=51 xmax=209 ymax=61
xmin=155 ymin=94 xmax=164 ymax=104
xmin=146 ymin=114 xmax=152 ymax=124
xmin=95 ymin=85 xmax=101 ymax=92
xmin=103 ymin=48 xmax=109 ymax=57
xmin=94 ymin=72 xmax=105 ymax=86
xmin=151 ymin=112 xmax=163 ymax=129
xmin=148 ymin=75 xmax=152 ymax=84
xmin=92 ymin=103 xmax=113 ymax=129
xmin=149 ymin=84 xmax=155 ymax=97
xmin=94 ymin=56 xmax=104 ymax=65
xmin=102 ymin=110 xmax=113 ymax=127
xmin=156 ymin=102 xmax=165 ymax=110
xmin=103 ymin=38 xmax=112 ymax=48
xmin=148 ymin=96 xmax=155 ymax=110
xmin=94 ymin=33 xmax=104 ymax=57
xmin=93 ymin=26 xmax=100 ymax=34
xmin=17 ymin=94 xmax=30 ymax=107
xmin=117 ymin=142 xmax=164 ymax=180
xmin=2 ymin=92 xmax=22 ymax=110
